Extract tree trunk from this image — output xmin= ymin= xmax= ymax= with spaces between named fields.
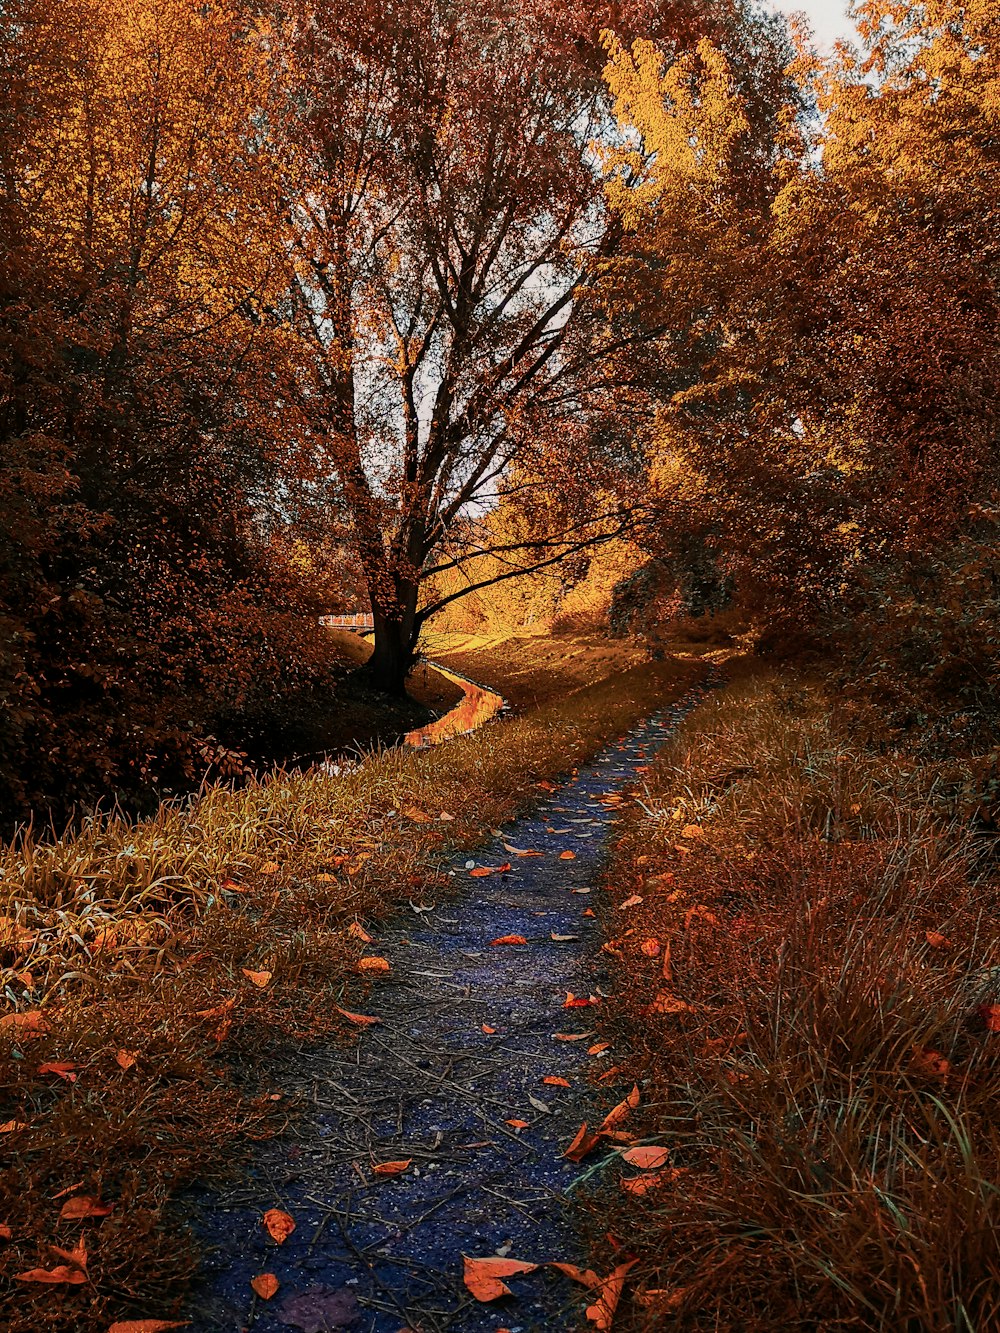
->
xmin=366 ymin=608 xmax=418 ymax=697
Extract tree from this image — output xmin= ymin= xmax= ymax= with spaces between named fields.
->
xmin=275 ymin=0 xmax=774 ymax=693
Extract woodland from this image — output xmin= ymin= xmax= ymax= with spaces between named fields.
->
xmin=2 ymin=0 xmax=1000 ymax=1329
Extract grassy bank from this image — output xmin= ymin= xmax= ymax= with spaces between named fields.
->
xmin=591 ymin=663 xmax=1000 ymax=1330
xmin=0 ymin=651 xmax=701 ymax=1332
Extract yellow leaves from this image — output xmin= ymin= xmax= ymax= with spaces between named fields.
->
xmin=262 ymin=1208 xmax=295 ymax=1244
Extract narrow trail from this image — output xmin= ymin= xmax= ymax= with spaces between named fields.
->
xmin=190 ymin=680 xmax=707 ymax=1333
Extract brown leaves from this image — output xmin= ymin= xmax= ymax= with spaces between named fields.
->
xmin=491 ymin=935 xmax=527 ymax=946
xmin=463 ymin=1256 xmax=538 ymax=1301
xmin=543 ymin=1076 xmax=571 ymax=1087
xmin=618 ymin=1145 xmax=669 ymax=1169
xmin=586 ymin=1260 xmax=638 ymax=1330
xmin=372 ymin=1159 xmax=411 ymax=1175
xmin=0 ymin=1010 xmax=49 ymax=1038
xmin=357 ymin=956 xmax=390 ymax=975
xmin=334 ymin=1006 xmax=380 ymax=1026
xmin=925 ymin=930 xmax=953 ymax=950
xmin=242 ymin=969 xmax=272 ymax=987
xmin=559 ymin=850 xmax=576 ymax=860
xmin=563 ymin=1122 xmax=602 ymax=1162
xmin=348 ymin=922 xmax=373 ymax=943
xmin=59 ymin=1194 xmax=113 ymax=1220
xmin=563 ymin=992 xmax=599 ymax=1008
xmin=978 ymin=1004 xmax=1000 ymax=1031
xmin=262 ymin=1208 xmax=295 ymax=1244
xmin=251 ymin=1273 xmax=280 ymax=1300
xmin=601 ymin=1085 xmax=640 ymax=1133
xmin=403 ymin=806 xmax=432 ymax=822
xmin=38 ymin=1060 xmax=77 ymax=1082
xmin=115 ymin=1049 xmax=139 ymax=1070
xmin=16 ymin=1240 xmax=88 ymax=1285
xmin=646 ymin=992 xmax=695 ymax=1016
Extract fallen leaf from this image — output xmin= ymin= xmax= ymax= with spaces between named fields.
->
xmin=564 ymin=1122 xmax=601 ymax=1162
xmin=640 ymin=939 xmax=660 ymax=958
xmin=220 ymin=878 xmax=249 ymax=893
xmin=463 ymin=1255 xmax=538 ymax=1302
xmin=59 ymin=1195 xmax=113 ymax=1220
xmin=582 ymin=908 xmax=595 ymax=918
xmin=0 ymin=1120 xmax=27 ymax=1133
xmin=662 ymin=940 xmax=672 ymax=983
xmin=619 ymin=1145 xmax=670 ymax=1169
xmin=372 ymin=1160 xmax=411 ymax=1175
xmin=684 ymin=905 xmax=719 ymax=928
xmin=481 ymin=1024 xmax=497 ymax=1034
xmin=335 ymin=1006 xmax=379 ymax=1026
xmin=619 ymin=895 xmax=643 ymax=909
xmin=543 ymin=1076 xmax=570 ymax=1087
xmin=505 ymin=1119 xmax=530 ymax=1129
xmin=646 ymin=993 xmax=695 ymax=1015
xmin=17 ymin=1241 xmax=87 ymax=1285
xmin=549 ymin=1261 xmax=602 ymax=1289
xmin=0 ymin=1223 xmax=10 ymax=1239
xmin=559 ymin=850 xmax=576 ymax=860
xmin=925 ymin=930 xmax=953 ymax=950
xmin=115 ymin=1049 xmax=139 ymax=1070
xmin=263 ymin=1208 xmax=295 ymax=1244
xmin=470 ymin=867 xmax=493 ymax=878
xmin=600 ymin=1084 xmax=640 ymax=1132
xmin=107 ymin=1323 xmax=190 ymax=1333
xmin=348 ymin=922 xmax=373 ymax=943
xmin=357 ymin=957 xmax=390 ymax=975
xmin=242 ymin=969 xmax=272 ymax=988
xmin=491 ymin=935 xmax=527 ymax=946
xmin=680 ymin=825 xmax=704 ymax=840
xmin=588 ymin=1041 xmax=611 ymax=1055
xmin=0 ymin=1010 xmax=48 ymax=1037
xmin=976 ymin=1003 xmax=1000 ymax=1031
xmin=550 ymin=932 xmax=579 ymax=942
xmin=563 ymin=993 xmax=599 ymax=1008
xmin=403 ymin=807 xmax=432 ymax=823
xmin=634 ymin=1287 xmax=687 ymax=1312
xmin=51 ymin=1181 xmax=85 ymax=1200
xmin=38 ymin=1061 xmax=77 ymax=1082
xmin=260 ymin=861 xmax=280 ymax=875
xmin=553 ymin=1031 xmax=593 ymax=1041
xmin=252 ymin=1273 xmax=279 ymax=1300
xmin=528 ymin=1095 xmax=550 ymax=1114
xmin=503 ymin=843 xmax=542 ymax=857
xmin=195 ymin=997 xmax=236 ymax=1021
xmin=586 ymin=1260 xmax=638 ymax=1330
xmin=910 ymin=1046 xmax=951 ymax=1081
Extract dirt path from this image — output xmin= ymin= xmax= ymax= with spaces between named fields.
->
xmin=188 ymin=681 xmax=707 ymax=1333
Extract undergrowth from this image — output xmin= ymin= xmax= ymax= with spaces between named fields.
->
xmin=594 ymin=663 xmax=1000 ymax=1331
xmin=0 ymin=654 xmax=701 ymax=1332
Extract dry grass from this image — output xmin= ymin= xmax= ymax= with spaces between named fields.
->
xmin=592 ymin=662 xmax=1000 ymax=1330
xmin=0 ymin=651 xmax=701 ymax=1332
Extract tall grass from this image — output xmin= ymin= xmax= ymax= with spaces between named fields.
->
xmin=596 ymin=666 xmax=1000 ymax=1330
xmin=0 ymin=654 xmax=701 ymax=1333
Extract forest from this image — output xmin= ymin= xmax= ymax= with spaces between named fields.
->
xmin=2 ymin=0 xmax=1000 ymax=1329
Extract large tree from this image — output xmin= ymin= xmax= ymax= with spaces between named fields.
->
xmin=275 ymin=0 xmax=778 ymax=693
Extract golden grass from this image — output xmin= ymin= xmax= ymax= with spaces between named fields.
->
xmin=593 ymin=663 xmax=1000 ymax=1330
xmin=0 ymin=652 xmax=702 ymax=1332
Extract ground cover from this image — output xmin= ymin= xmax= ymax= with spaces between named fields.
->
xmin=0 ymin=649 xmax=700 ymax=1332
xmin=591 ymin=662 xmax=1000 ymax=1330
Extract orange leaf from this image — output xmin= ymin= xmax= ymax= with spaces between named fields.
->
xmin=262 ymin=1208 xmax=295 ymax=1244
xmin=242 ymin=969 xmax=272 ymax=988
xmin=115 ymin=1049 xmax=139 ymax=1070
xmin=640 ymin=939 xmax=660 ymax=958
xmin=563 ymin=993 xmax=599 ymax=1008
xmin=107 ymin=1323 xmax=191 ymax=1332
xmin=403 ymin=806 xmax=432 ymax=822
xmin=491 ymin=935 xmax=527 ymax=946
xmin=910 ymin=1046 xmax=951 ymax=1081
xmin=357 ymin=957 xmax=390 ymax=975
xmin=348 ymin=922 xmax=373 ymax=943
xmin=372 ymin=1160 xmax=411 ymax=1175
xmin=481 ymin=1024 xmax=497 ymax=1034
xmin=619 ymin=895 xmax=643 ymax=909
xmin=600 ymin=1084 xmax=640 ymax=1132
xmin=59 ymin=1195 xmax=113 ymax=1220
xmin=588 ymin=1041 xmax=611 ymax=1055
xmin=260 ymin=861 xmax=280 ymax=875
xmin=646 ymin=993 xmax=695 ymax=1016
xmin=543 ymin=1076 xmax=570 ymax=1087
xmin=495 ymin=862 xmax=512 ymax=873
xmin=470 ymin=867 xmax=493 ymax=878
xmin=564 ymin=1122 xmax=601 ymax=1162
xmin=0 ymin=1223 xmax=11 ymax=1239
xmin=335 ymin=1006 xmax=379 ymax=1026
xmin=15 ymin=1266 xmax=87 ymax=1285
xmin=463 ymin=1255 xmax=538 ymax=1302
xmin=582 ymin=908 xmax=595 ymax=918
xmin=195 ymin=997 xmax=236 ymax=1021
xmin=506 ymin=1119 xmax=530 ymax=1129
xmin=549 ymin=1261 xmax=602 ymax=1289
xmin=586 ymin=1260 xmax=638 ymax=1330
xmin=0 ymin=1120 xmax=28 ymax=1133
xmin=553 ymin=1031 xmax=592 ymax=1041
xmin=925 ymin=930 xmax=953 ymax=950
xmin=251 ymin=1273 xmax=279 ymax=1300
xmin=0 ymin=1010 xmax=48 ymax=1037
xmin=38 ymin=1061 xmax=77 ymax=1082
xmin=619 ymin=1145 xmax=670 ymax=1169
xmin=680 ymin=825 xmax=704 ymax=840
xmin=220 ymin=878 xmax=249 ymax=893
xmin=559 ymin=850 xmax=576 ymax=860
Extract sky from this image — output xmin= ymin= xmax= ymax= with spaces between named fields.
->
xmin=769 ymin=0 xmax=859 ymax=48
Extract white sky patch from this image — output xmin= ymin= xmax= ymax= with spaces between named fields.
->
xmin=769 ymin=0 xmax=860 ymax=49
